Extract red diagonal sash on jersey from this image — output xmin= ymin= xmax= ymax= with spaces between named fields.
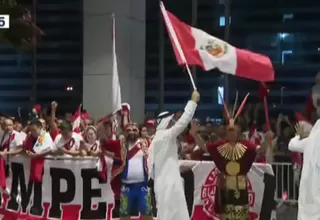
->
xmin=0 ymin=133 xmax=13 ymax=151
xmin=64 ymin=138 xmax=75 ymax=150
xmin=91 ymin=142 xmax=98 ymax=152
xmin=127 ymin=142 xmax=141 ymax=160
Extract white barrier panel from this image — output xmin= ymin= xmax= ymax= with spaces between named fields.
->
xmin=0 ymin=156 xmax=115 ymax=220
xmin=183 ymin=161 xmax=276 ymax=220
xmin=0 ymin=156 xmax=275 ymax=220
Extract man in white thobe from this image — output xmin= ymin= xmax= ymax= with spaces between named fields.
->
xmin=289 ymin=83 xmax=320 ymax=220
xmin=148 ymin=90 xmax=200 ymax=220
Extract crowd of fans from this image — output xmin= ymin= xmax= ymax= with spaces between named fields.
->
xmin=0 ymin=99 xmax=308 ymax=204
xmin=0 ymin=100 xmax=305 ymax=165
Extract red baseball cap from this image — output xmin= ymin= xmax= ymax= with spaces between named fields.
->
xmin=146 ymin=119 xmax=156 ymax=127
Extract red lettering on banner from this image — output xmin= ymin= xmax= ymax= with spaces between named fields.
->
xmin=200 ymin=168 xmax=257 ymax=220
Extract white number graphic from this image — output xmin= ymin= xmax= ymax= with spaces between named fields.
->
xmin=0 ymin=15 xmax=10 ymax=29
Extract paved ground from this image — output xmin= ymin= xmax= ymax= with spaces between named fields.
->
xmin=276 ymin=203 xmax=298 ymax=220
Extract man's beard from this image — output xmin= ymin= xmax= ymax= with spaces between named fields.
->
xmin=127 ymin=134 xmax=139 ymax=142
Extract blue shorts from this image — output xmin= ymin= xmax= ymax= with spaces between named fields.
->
xmin=119 ymin=182 xmax=152 ymax=217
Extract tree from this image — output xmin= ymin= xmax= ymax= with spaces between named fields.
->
xmin=0 ymin=0 xmax=44 ymax=50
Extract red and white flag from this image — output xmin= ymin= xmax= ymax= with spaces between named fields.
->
xmin=160 ymin=2 xmax=274 ymax=82
xmin=72 ymin=105 xmax=81 ymax=132
xmin=248 ymin=124 xmax=263 ymax=145
xmin=112 ymin=15 xmax=122 ymax=114
xmin=111 ymin=15 xmax=122 ymax=139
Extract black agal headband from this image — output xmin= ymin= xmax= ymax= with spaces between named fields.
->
xmin=156 ymin=111 xmax=174 ymax=125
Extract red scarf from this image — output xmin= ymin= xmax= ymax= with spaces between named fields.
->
xmin=24 ymin=135 xmax=44 ymax=183
xmin=292 ymin=152 xmax=302 ymax=168
xmin=90 ymin=141 xmax=108 ymax=182
xmin=0 ymin=132 xmax=15 ymax=189
xmin=99 ymin=154 xmax=108 ymax=182
xmin=99 ymin=140 xmax=122 ymax=183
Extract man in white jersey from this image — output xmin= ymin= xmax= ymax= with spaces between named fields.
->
xmin=148 ymin=90 xmax=200 ymax=220
xmin=0 ymin=117 xmax=24 ymax=157
xmin=0 ymin=117 xmax=24 ymax=190
xmin=51 ymin=121 xmax=83 ymax=157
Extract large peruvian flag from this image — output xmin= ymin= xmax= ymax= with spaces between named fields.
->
xmin=160 ymin=2 xmax=274 ymax=82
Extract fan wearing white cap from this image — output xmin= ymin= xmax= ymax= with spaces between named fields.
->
xmin=288 ymin=107 xmax=320 ymax=220
xmin=148 ymin=90 xmax=200 ymax=220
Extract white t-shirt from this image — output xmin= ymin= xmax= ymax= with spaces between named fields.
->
xmin=19 ymin=131 xmax=27 ymax=141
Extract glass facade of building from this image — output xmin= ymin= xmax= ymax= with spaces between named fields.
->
xmin=146 ymin=0 xmax=320 ymax=117
xmin=36 ymin=0 xmax=83 ymax=113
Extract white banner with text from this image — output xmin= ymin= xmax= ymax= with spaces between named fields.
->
xmin=0 ymin=156 xmax=275 ymax=220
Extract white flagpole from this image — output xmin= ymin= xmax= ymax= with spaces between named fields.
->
xmin=159 ymin=1 xmax=197 ymax=90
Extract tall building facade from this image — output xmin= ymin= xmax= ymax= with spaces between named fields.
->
xmin=229 ymin=0 xmax=320 ymax=115
xmin=145 ymin=0 xmax=320 ymax=118
xmin=36 ymin=0 xmax=83 ymax=114
xmin=0 ymin=0 xmax=83 ymax=116
xmin=36 ymin=0 xmax=83 ymax=113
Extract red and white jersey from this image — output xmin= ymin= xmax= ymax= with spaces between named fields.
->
xmin=242 ymin=130 xmax=264 ymax=145
xmin=0 ymin=130 xmax=24 ymax=151
xmin=52 ymin=132 xmax=83 ymax=155
xmin=86 ymin=140 xmax=100 ymax=153
xmin=124 ymin=139 xmax=148 ymax=184
xmin=19 ymin=131 xmax=27 ymax=141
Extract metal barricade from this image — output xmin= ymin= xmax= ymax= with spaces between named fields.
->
xmin=271 ymin=162 xmax=299 ymax=204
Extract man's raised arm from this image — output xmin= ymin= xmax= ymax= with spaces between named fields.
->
xmin=288 ymin=122 xmax=311 ymax=153
xmin=288 ymin=136 xmax=309 ymax=153
xmin=168 ymin=90 xmax=200 ymax=137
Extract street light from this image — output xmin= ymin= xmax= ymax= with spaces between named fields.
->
xmin=279 ymin=33 xmax=288 ymax=39
xmin=66 ymin=86 xmax=73 ymax=91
